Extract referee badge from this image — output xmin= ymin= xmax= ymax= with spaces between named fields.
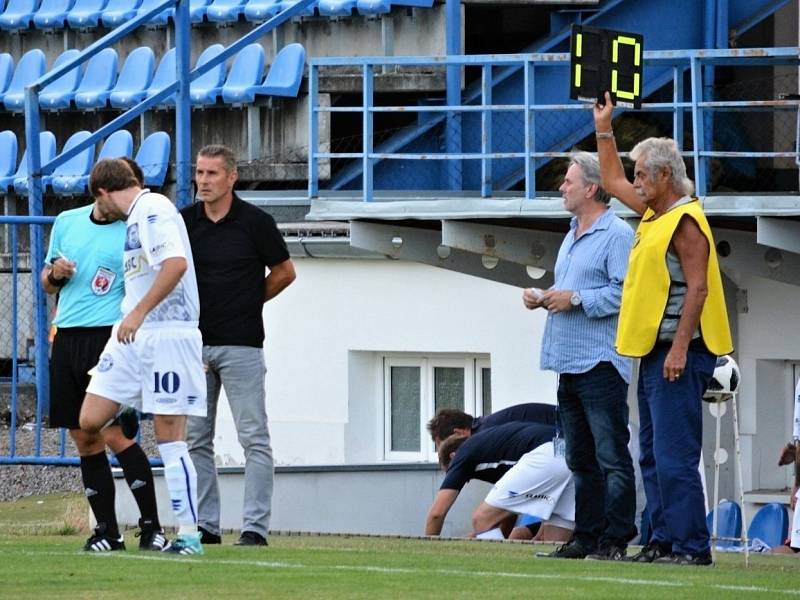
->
xmin=91 ymin=266 xmax=117 ymax=296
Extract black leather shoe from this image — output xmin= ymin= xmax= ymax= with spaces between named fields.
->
xmin=537 ymin=539 xmax=595 ymax=559
xmin=198 ymin=526 xmax=221 ymax=544
xmin=586 ymin=544 xmax=627 ymax=561
xmin=625 ymin=542 xmax=672 ymax=562
xmin=234 ymin=531 xmax=268 ymax=546
xmin=653 ymin=552 xmax=713 ymax=566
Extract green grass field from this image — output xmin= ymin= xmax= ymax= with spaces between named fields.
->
xmin=3 ymin=494 xmax=800 ymax=599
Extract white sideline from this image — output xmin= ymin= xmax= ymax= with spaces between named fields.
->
xmin=22 ymin=551 xmax=800 ymax=596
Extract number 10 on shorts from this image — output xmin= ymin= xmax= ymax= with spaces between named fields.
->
xmin=153 ymin=371 xmax=181 ymax=394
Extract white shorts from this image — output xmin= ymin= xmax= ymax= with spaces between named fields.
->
xmin=484 ymin=442 xmax=575 ymax=530
xmin=87 ymin=323 xmax=207 ymax=417
xmin=791 ymin=490 xmax=800 ymax=548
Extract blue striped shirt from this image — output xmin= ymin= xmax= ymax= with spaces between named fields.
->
xmin=539 ymin=207 xmax=634 ymax=383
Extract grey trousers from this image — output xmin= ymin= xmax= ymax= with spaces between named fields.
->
xmin=186 ymin=345 xmax=274 ymax=538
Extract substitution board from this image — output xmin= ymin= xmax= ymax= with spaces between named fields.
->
xmin=569 ymin=25 xmax=643 ymax=109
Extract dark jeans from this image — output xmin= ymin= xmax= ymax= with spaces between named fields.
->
xmin=558 ymin=361 xmax=637 ymax=547
xmin=638 ymin=345 xmax=716 ymax=556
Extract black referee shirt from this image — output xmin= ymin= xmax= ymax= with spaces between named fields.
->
xmin=181 ymin=194 xmax=290 ymax=348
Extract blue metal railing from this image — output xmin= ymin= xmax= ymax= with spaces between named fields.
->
xmin=308 ymin=47 xmax=800 ymax=201
xmin=14 ymin=0 xmax=317 ymax=465
xmin=0 ymin=215 xmax=74 ymax=465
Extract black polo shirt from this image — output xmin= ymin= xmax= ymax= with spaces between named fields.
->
xmin=181 ymin=194 xmax=289 ymax=347
xmin=440 ymin=422 xmax=555 ymax=491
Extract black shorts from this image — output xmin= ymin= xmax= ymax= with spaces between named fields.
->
xmin=49 ymin=326 xmax=113 ymax=429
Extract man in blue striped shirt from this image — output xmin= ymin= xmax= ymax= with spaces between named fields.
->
xmin=523 ymin=152 xmax=636 ymax=560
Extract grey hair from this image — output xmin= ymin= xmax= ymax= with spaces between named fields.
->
xmin=569 ymin=151 xmax=610 ymax=204
xmin=630 ymin=137 xmax=695 ymax=196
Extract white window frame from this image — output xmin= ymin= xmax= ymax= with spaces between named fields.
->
xmin=476 ymin=357 xmax=492 ymax=416
xmin=383 ymin=354 xmax=489 ymax=462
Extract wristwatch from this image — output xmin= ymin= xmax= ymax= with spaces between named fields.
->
xmin=570 ymin=291 xmax=582 ymax=307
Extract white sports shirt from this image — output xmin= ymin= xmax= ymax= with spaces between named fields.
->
xmin=794 ymin=378 xmax=800 ymax=441
xmin=121 ymin=190 xmax=200 ymax=327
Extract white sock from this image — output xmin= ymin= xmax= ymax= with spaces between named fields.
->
xmin=158 ymin=440 xmax=199 ymax=534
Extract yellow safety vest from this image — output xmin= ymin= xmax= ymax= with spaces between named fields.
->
xmin=616 ymin=199 xmax=733 ymax=357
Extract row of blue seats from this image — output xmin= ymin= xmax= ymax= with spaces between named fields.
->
xmin=0 ymin=42 xmax=305 ymax=112
xmin=0 ymin=129 xmax=170 ymax=195
xmin=0 ymin=0 xmax=430 ymax=30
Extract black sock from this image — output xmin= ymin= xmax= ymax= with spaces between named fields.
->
xmin=80 ymin=451 xmax=119 ymax=538
xmin=115 ymin=443 xmax=160 ymax=529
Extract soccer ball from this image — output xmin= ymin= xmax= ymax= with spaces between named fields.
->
xmin=703 ymin=354 xmax=740 ymax=402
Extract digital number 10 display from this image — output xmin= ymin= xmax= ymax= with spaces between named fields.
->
xmin=569 ymin=25 xmax=643 ymax=109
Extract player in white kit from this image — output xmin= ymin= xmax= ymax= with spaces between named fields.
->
xmin=79 ymin=158 xmax=207 ymax=556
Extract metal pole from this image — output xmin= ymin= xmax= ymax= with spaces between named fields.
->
xmin=712 ymin=400 xmax=722 ymax=556
xmin=445 ymin=0 xmax=461 ymax=191
xmin=731 ymin=391 xmax=749 ymax=567
xmin=174 ymin=0 xmax=192 ymax=208
xmin=23 ymin=87 xmax=49 ymax=448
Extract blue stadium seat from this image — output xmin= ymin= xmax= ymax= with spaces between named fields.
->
xmin=58 ymin=129 xmax=132 ymax=195
xmin=0 ymin=0 xmax=40 ymax=30
xmin=33 ymin=0 xmax=74 ymax=28
xmin=189 ymin=44 xmax=226 ymax=106
xmin=146 ymin=47 xmax=176 ymax=105
xmin=747 ymin=503 xmax=789 ymax=549
xmin=356 ymin=0 xmax=388 ymax=16
xmin=74 ymin=47 xmax=118 ymax=109
xmin=255 ymin=42 xmax=305 ymax=98
xmin=189 ymin=0 xmax=210 ymax=22
xmin=0 ymin=53 xmax=14 ymax=102
xmin=275 ymin=0 xmax=314 ymax=17
xmin=101 ymin=0 xmax=141 ymax=27
xmin=12 ymin=131 xmax=57 ymax=196
xmin=0 ymin=130 xmax=19 ymax=194
xmin=3 ymin=49 xmax=46 ymax=112
xmin=706 ymin=500 xmax=742 ymax=549
xmin=318 ymin=0 xmax=354 ymax=17
xmin=39 ymin=49 xmax=82 ymax=111
xmin=136 ymin=0 xmax=171 ymax=25
xmin=205 ymin=0 xmax=245 ymax=22
xmin=243 ymin=0 xmax=279 ymax=22
xmin=66 ymin=0 xmax=106 ymax=27
xmin=135 ymin=131 xmax=170 ymax=187
xmin=221 ymin=43 xmax=265 ymax=105
xmin=50 ymin=130 xmax=95 ymax=196
xmin=109 ymin=47 xmax=155 ymax=109
xmin=97 ymin=129 xmax=133 ymax=160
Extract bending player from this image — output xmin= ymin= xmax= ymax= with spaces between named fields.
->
xmin=425 ymin=421 xmax=574 ymax=541
xmin=79 ymin=158 xmax=207 ymax=556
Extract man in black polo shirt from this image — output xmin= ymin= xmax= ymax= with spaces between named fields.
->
xmin=424 ymin=422 xmax=574 ymax=541
xmin=181 ymin=144 xmax=296 ymax=547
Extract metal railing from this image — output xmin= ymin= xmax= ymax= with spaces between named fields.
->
xmin=10 ymin=0 xmax=317 ymax=466
xmin=308 ymin=47 xmax=800 ymax=201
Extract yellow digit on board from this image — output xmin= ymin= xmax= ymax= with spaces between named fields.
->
xmin=611 ymin=35 xmax=640 ymax=101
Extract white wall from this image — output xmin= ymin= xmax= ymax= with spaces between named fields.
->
xmin=734 ymin=275 xmax=800 ymax=496
xmin=210 ymin=257 xmax=554 ymax=467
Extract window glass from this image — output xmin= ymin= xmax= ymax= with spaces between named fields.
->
xmin=390 ymin=366 xmax=421 ymax=452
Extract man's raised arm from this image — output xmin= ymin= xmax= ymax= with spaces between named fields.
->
xmin=593 ymin=91 xmax=647 ymax=215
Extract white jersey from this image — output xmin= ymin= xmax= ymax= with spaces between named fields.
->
xmin=122 ymin=190 xmax=200 ymax=327
xmin=793 ymin=378 xmax=800 ymax=441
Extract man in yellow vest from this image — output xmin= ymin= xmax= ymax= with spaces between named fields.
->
xmin=594 ymin=92 xmax=733 ymax=566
